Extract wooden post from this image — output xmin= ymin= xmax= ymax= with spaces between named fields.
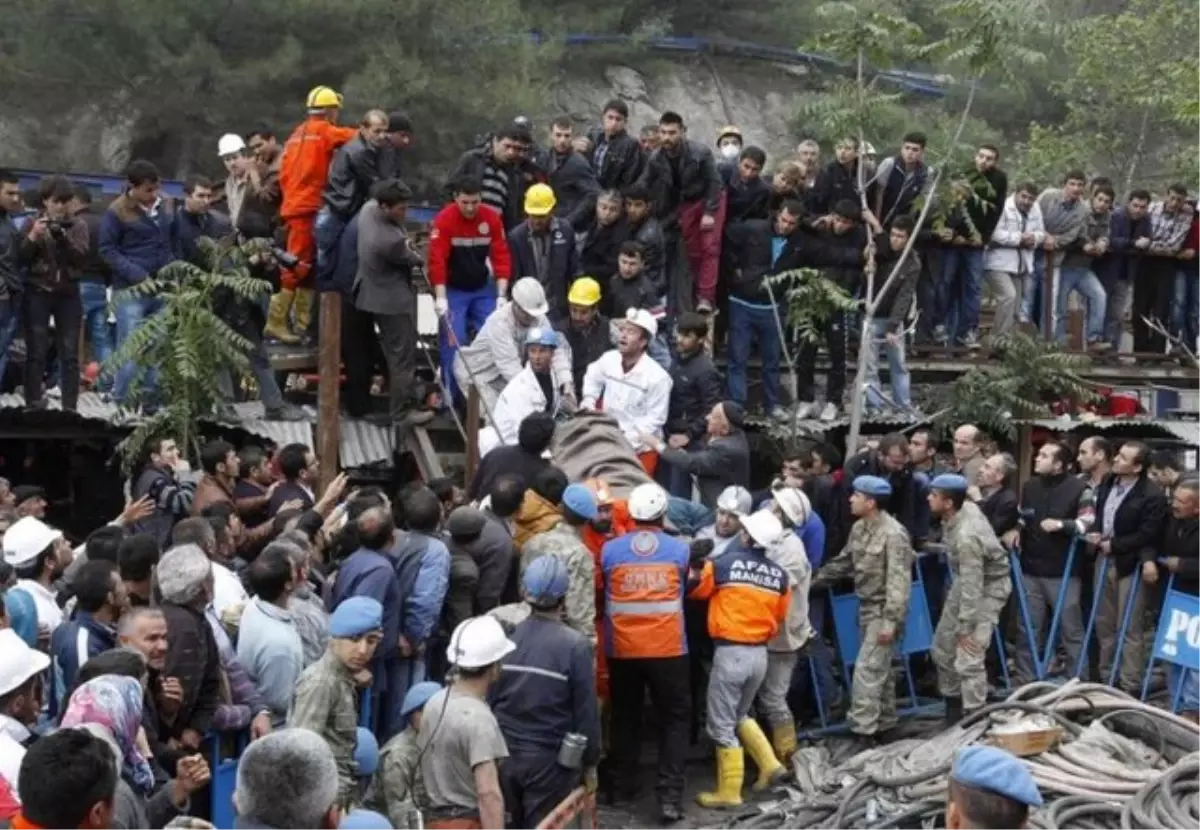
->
xmin=465 ymin=385 xmax=480 ymax=486
xmin=1067 ymin=308 xmax=1085 ymax=352
xmin=317 ymin=292 xmax=342 ymax=492
xmin=1016 ymin=423 xmax=1034 ymax=494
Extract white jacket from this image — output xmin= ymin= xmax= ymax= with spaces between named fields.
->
xmin=766 ymin=532 xmax=813 ymax=653
xmin=454 ymin=304 xmax=574 ymax=392
xmin=580 ymin=349 xmax=672 ymax=452
xmin=492 ymin=364 xmax=560 ymax=447
xmin=984 ymin=195 xmax=1045 ymax=275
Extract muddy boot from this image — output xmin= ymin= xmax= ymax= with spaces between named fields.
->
xmin=264 ymin=291 xmax=300 ymax=344
xmin=292 ymin=287 xmax=317 ymax=341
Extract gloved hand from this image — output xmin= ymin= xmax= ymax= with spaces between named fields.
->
xmin=434 ymin=296 xmax=448 ymax=316
xmin=583 ymin=766 xmax=598 ymax=794
xmin=689 ymin=538 xmax=714 ymax=566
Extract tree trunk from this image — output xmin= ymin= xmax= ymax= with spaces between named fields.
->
xmin=1123 ymin=108 xmax=1150 ymax=200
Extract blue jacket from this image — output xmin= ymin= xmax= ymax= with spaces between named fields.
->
xmin=490 ymin=615 xmax=601 ymax=766
xmin=1095 ymin=206 xmax=1152 ymax=284
xmin=797 ymin=511 xmax=827 ymax=568
xmin=98 ymin=193 xmax=177 ymax=287
xmin=50 ymin=611 xmax=118 ymax=717
xmin=389 ymin=532 xmax=450 ymax=647
xmin=173 ymin=208 xmax=231 ymax=267
xmin=330 ymin=548 xmax=402 ymax=662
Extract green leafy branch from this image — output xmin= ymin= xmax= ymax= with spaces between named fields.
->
xmin=766 ymin=268 xmax=858 ymax=346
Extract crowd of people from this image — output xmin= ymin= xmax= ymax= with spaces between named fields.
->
xmin=0 ymin=396 xmax=1194 ymax=828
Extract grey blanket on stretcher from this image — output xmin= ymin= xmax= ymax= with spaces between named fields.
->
xmin=550 ymin=410 xmax=651 ymax=499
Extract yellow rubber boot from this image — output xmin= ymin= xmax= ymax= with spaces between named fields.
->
xmin=737 ymin=718 xmax=787 ymax=792
xmin=696 ymin=746 xmax=744 ymax=809
xmin=771 ymin=721 xmax=798 ymax=766
xmin=263 ymin=290 xmax=300 ymax=344
xmin=292 ymin=287 xmax=317 ymax=333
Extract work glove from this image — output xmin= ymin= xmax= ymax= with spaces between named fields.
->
xmin=689 ymin=538 xmax=714 ymax=566
xmin=496 ymin=295 xmax=509 ymax=311
xmin=434 ymin=296 xmax=448 ymax=316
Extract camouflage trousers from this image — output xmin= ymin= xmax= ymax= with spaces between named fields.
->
xmin=933 ymin=578 xmax=1011 ymax=710
xmin=848 ymin=615 xmax=903 ymax=736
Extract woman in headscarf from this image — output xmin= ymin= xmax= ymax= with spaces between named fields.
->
xmin=61 ymin=675 xmax=209 ymax=829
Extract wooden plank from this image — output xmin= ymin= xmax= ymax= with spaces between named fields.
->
xmin=465 ymin=385 xmax=480 ymax=485
xmin=405 ymin=425 xmax=444 ymax=481
xmin=316 ymin=292 xmax=342 ymax=492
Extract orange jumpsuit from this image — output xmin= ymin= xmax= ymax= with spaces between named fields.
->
xmin=277 ymin=117 xmax=357 ymax=289
xmin=581 ymin=498 xmax=634 ymax=701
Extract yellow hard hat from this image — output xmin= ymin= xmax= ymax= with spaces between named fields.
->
xmin=524 ymin=184 xmax=557 ymax=217
xmin=306 ymin=85 xmax=344 ymax=109
xmin=567 ymin=277 xmax=602 ymax=307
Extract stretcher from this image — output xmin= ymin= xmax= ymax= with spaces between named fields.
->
xmin=535 ymin=787 xmax=597 ymax=830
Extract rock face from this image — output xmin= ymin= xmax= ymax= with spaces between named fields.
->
xmin=0 ymin=102 xmax=137 ymax=173
xmin=552 ymin=57 xmax=818 ymax=164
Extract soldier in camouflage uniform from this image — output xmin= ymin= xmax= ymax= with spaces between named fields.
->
xmin=812 ymin=475 xmax=913 ymax=737
xmin=519 ymin=483 xmax=598 ymax=643
xmin=928 ymin=474 xmax=1012 ymax=721
xmin=368 ymin=681 xmax=441 ymax=829
xmin=289 ymin=596 xmax=383 ymax=808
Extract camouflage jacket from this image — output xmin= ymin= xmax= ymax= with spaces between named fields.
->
xmin=288 ymin=650 xmax=360 ymax=806
xmin=368 ymin=727 xmax=427 ymax=829
xmin=943 ymin=500 xmax=1011 ymax=629
xmin=521 ymin=522 xmax=597 ymax=642
xmin=818 ymin=510 xmax=913 ymax=635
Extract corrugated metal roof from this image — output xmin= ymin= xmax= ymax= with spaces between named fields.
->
xmin=339 ymin=419 xmax=395 ymax=468
xmin=746 ymin=408 xmax=928 ymax=434
xmin=1018 ymin=417 xmax=1200 ymax=446
xmin=0 ymin=391 xmax=121 ymax=423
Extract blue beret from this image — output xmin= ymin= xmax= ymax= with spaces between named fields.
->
xmin=952 ymin=746 xmax=1043 ymax=808
xmin=561 ymin=483 xmax=598 ymax=521
xmin=353 ymin=726 xmax=379 ymax=777
xmin=523 ymin=555 xmax=570 ymax=605
xmin=400 ymin=681 xmax=443 ymax=720
xmin=852 ymin=475 xmax=893 ymax=498
xmin=330 ymin=596 xmax=384 ymax=638
xmin=339 ymin=809 xmax=394 ymax=829
xmin=931 ymin=473 xmax=969 ymax=492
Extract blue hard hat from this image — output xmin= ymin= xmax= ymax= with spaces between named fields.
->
xmin=561 ymin=483 xmax=598 ymax=521
xmin=952 ymin=745 xmax=1043 ymax=807
xmin=525 ymin=326 xmax=559 ymax=348
xmin=353 ymin=726 xmax=379 ymax=777
xmin=930 ymin=473 xmax=969 ymax=492
xmin=400 ymin=681 xmax=442 ymax=721
xmin=522 ymin=555 xmax=570 ymax=606
xmin=340 ymin=809 xmax=394 ymax=829
xmin=852 ymin=475 xmax=893 ymax=499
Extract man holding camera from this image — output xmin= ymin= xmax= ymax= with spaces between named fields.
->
xmin=18 ymin=175 xmax=87 ymax=412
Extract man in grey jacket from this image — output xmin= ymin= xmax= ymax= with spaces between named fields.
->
xmin=354 ymin=179 xmax=434 ymax=429
xmin=1025 ymin=170 xmax=1089 ymax=328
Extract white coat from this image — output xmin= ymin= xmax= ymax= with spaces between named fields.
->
xmin=580 ymin=349 xmax=672 ymax=452
xmin=984 ymin=195 xmax=1046 ymax=275
xmin=491 ymin=364 xmax=560 ymax=447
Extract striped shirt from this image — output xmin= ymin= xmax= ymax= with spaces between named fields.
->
xmin=1148 ymin=201 xmax=1192 ymax=251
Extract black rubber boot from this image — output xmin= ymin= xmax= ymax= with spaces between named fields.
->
xmin=944 ymin=695 xmax=964 ymax=726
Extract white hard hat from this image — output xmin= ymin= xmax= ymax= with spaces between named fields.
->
xmin=217 ymin=133 xmax=247 ymax=157
xmin=445 ymin=615 xmax=516 ymax=669
xmin=511 ymin=277 xmax=549 ymax=317
xmin=3 ymin=516 xmax=62 ymax=567
xmin=773 ymin=486 xmax=811 ymax=527
xmin=716 ymin=486 xmax=753 ymax=515
xmin=628 ymin=482 xmax=668 ymax=522
xmin=0 ymin=629 xmax=50 ymax=697
xmin=624 ymin=307 xmax=658 ymax=340
xmin=741 ymin=509 xmax=784 ymax=549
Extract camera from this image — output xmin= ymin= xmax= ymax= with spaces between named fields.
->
xmin=271 ymin=246 xmax=299 ymax=269
xmin=46 ymin=220 xmax=67 ymax=240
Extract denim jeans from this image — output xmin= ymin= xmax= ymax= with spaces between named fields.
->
xmin=1171 ymin=267 xmax=1199 ymax=346
xmin=314 ymin=208 xmax=348 ymax=286
xmin=937 ymin=247 xmax=985 ymax=341
xmin=1055 ymin=266 xmax=1106 ymax=343
xmin=217 ymin=319 xmax=286 ymax=411
xmin=79 ymin=281 xmax=114 ymax=388
xmin=113 ymin=295 xmax=163 ymax=403
xmin=666 ymin=496 xmax=713 ymax=537
xmin=1020 ymin=248 xmax=1045 ymax=329
xmin=863 ymin=318 xmax=911 ymax=409
xmin=727 ymin=299 xmax=781 ymax=410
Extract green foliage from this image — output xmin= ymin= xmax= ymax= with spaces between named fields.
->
xmin=106 ymin=239 xmax=271 ymax=472
xmin=928 ymin=332 xmax=1099 ymax=440
xmin=766 ymin=268 xmax=858 ymax=344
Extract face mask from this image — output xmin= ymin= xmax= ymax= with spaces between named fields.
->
xmin=720 ymin=144 xmax=740 ymax=161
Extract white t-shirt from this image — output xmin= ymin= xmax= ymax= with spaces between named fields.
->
xmin=211 ymin=562 xmax=248 ymax=618
xmin=15 ymin=579 xmax=62 ymax=631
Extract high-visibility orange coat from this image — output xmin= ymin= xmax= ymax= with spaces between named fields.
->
xmin=278 ymin=117 xmax=358 ymax=221
xmin=581 ymin=499 xmax=634 ymax=701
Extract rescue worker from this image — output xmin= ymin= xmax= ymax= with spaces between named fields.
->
xmin=947 ymin=745 xmax=1043 ymax=830
xmin=695 ymin=486 xmax=753 ymax=560
xmin=492 ymin=557 xmax=601 ymax=829
xmin=520 ymin=483 xmax=599 ymax=642
xmin=689 ymin=509 xmax=790 ymax=808
xmin=811 ymin=476 xmax=914 ymax=739
xmin=453 ymin=277 xmax=575 ymax=420
xmin=369 ymin=680 xmax=441 ymax=829
xmin=272 ymin=85 xmax=359 ymax=343
xmin=759 ymin=485 xmax=813 ymax=763
xmin=581 ymin=308 xmax=673 ymax=475
xmin=508 ymin=184 xmax=580 ymax=321
xmin=928 ymin=474 xmax=1012 ymax=723
xmin=288 ymin=596 xmax=384 ymax=808
xmin=600 ymin=482 xmax=691 ymax=823
xmin=579 ymin=477 xmax=633 ymax=707
xmin=486 ymin=326 xmax=563 ymax=454
xmin=554 ymin=276 xmax=609 ymax=400
xmin=428 ymin=175 xmax=513 ymax=402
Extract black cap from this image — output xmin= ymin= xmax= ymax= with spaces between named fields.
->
xmin=446 ymin=506 xmax=487 ymax=540
xmin=721 ymin=401 xmax=746 ymax=430
xmin=12 ymin=485 xmax=46 ymax=506
xmin=387 ymin=111 xmax=413 ymax=133
xmin=833 ymin=199 xmax=861 ymax=221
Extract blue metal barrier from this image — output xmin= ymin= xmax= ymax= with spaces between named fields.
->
xmin=1009 ymin=539 xmax=1079 ymax=681
xmin=209 ymin=732 xmax=248 ymax=829
xmin=1141 ymin=572 xmax=1200 ymax=713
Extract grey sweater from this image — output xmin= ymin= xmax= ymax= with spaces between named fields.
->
xmin=1037 ymin=189 xmax=1089 ymax=249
